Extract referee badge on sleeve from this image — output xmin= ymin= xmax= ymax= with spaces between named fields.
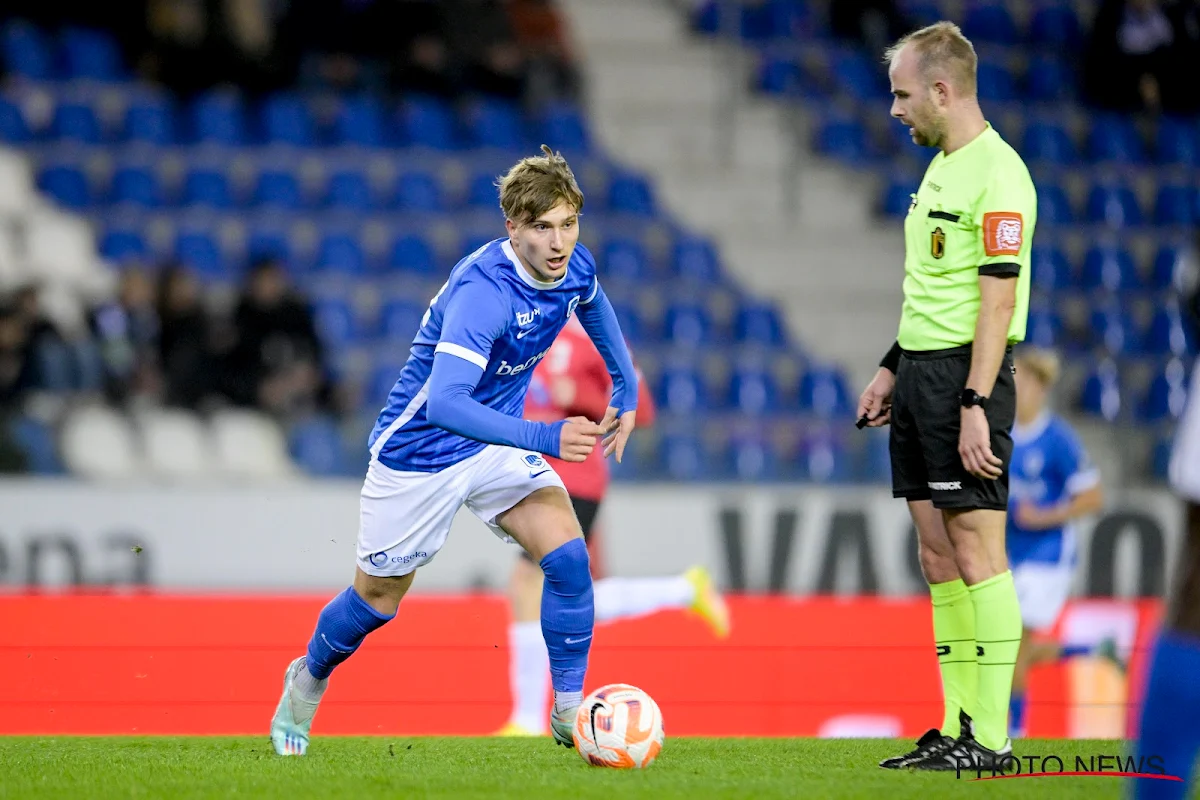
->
xmin=931 ymin=226 xmax=946 ymax=259
xmin=983 ymin=212 xmax=1024 ymax=256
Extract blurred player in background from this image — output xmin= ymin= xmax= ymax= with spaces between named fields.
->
xmin=498 ymin=317 xmax=730 ymax=736
xmin=1003 ymin=347 xmax=1108 ymax=738
xmin=270 ymin=146 xmax=640 ymax=755
xmin=1132 ymin=283 xmax=1200 ymax=800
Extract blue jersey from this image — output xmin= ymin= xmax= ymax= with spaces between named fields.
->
xmin=368 ymin=238 xmax=598 ymax=472
xmin=1007 ymin=413 xmax=1100 ymax=566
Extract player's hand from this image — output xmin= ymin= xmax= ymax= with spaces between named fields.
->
xmin=856 ymin=368 xmax=895 ymax=428
xmin=558 ymin=416 xmax=604 ymax=463
xmin=599 ymin=407 xmax=636 ymax=463
xmin=1014 ymin=500 xmax=1060 ymax=531
xmin=959 ymin=406 xmax=1003 ymax=480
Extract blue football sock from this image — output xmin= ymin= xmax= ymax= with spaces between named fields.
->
xmin=305 ymin=586 xmax=394 ymax=680
xmin=1009 ymin=692 xmax=1027 ymax=736
xmin=1133 ymin=631 xmax=1200 ymax=799
xmin=539 ymin=538 xmax=594 ymax=699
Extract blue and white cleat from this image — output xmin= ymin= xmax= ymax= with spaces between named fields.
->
xmin=271 ymin=656 xmax=321 ymax=756
xmin=550 ymin=703 xmax=578 ymax=748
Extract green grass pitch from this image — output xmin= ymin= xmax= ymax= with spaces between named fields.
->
xmin=0 ymin=737 xmax=1181 ymax=799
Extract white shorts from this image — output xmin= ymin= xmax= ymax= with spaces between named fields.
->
xmin=356 ymin=445 xmax=566 ymax=577
xmin=1012 ymin=560 xmax=1074 ymax=632
xmin=1170 ymin=363 xmax=1200 ymax=503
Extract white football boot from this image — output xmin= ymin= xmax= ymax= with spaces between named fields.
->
xmin=270 ymin=656 xmax=322 ymax=756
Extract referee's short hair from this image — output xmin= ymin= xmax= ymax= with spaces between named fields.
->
xmin=885 ymin=21 xmax=978 ymax=98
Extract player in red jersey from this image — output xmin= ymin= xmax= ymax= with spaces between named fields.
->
xmin=497 ymin=317 xmax=731 ymax=736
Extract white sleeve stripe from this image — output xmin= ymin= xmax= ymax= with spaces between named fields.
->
xmin=1066 ymin=468 xmax=1101 ymax=495
xmin=435 ymin=342 xmax=488 ymax=369
xmin=581 ymin=277 xmax=600 ymax=305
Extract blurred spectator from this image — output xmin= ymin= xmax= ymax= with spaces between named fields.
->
xmin=388 ymin=0 xmax=457 ymax=96
xmin=1083 ymin=0 xmax=1200 ymax=113
xmin=223 ymin=259 xmax=333 ymax=417
xmin=0 ymin=303 xmax=30 ymax=414
xmin=157 ymin=265 xmax=217 ymax=409
xmin=506 ymin=0 xmax=581 ymax=102
xmin=13 ymin=284 xmax=101 ymax=395
xmin=442 ymin=0 xmax=528 ymax=99
xmin=91 ymin=269 xmax=162 ymax=404
xmin=829 ymin=0 xmax=911 ymax=58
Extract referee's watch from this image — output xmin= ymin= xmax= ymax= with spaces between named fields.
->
xmin=961 ymin=388 xmax=987 ymax=410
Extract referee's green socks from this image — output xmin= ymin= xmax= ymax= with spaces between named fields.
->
xmin=930 ymin=579 xmax=977 ymax=739
xmin=969 ymin=570 xmax=1022 ymax=751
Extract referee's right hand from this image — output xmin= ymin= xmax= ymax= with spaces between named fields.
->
xmin=857 ymin=368 xmax=895 ymax=428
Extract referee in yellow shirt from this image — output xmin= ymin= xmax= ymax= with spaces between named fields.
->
xmin=856 ymin=22 xmax=1036 ymax=771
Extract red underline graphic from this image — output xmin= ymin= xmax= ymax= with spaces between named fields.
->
xmin=973 ymin=772 xmax=1185 ymax=782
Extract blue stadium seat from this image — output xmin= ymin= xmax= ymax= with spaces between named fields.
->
xmin=109 ymin=165 xmax=162 ymax=207
xmin=247 ymin=220 xmax=294 ymax=264
xmin=962 ymin=2 xmax=1020 ymax=44
xmin=314 ymin=232 xmax=367 ymax=275
xmin=660 ymin=433 xmax=709 ymax=481
xmin=123 ymin=93 xmax=175 ymax=145
xmin=1026 ymin=55 xmax=1074 ymax=102
xmin=38 ymin=164 xmax=91 ymax=210
xmin=1087 ymin=116 xmax=1147 ymax=164
xmin=1138 ymin=359 xmax=1189 ymax=422
xmin=0 ymin=95 xmax=31 ymax=142
xmin=663 ymin=301 xmax=713 ymax=346
xmin=601 ymin=236 xmax=652 ymax=282
xmin=1145 ymin=303 xmax=1196 ymax=357
xmin=336 ymin=95 xmax=387 ymax=147
xmin=1021 ymin=120 xmax=1078 ymax=165
xmin=1079 ymin=359 xmax=1123 ymax=420
xmin=99 ymin=226 xmax=147 ymax=263
xmin=797 ymin=429 xmax=853 ymax=483
xmin=464 ymin=98 xmax=524 ymax=150
xmin=174 ymin=227 xmax=229 ymax=281
xmin=728 ymin=366 xmax=779 ymax=415
xmin=289 ymin=416 xmax=354 ymax=477
xmin=394 ymin=170 xmax=445 ymax=212
xmin=260 ymin=94 xmax=315 ymax=146
xmin=735 ymin=301 xmax=787 ymax=347
xmin=52 ymin=102 xmax=103 ymax=143
xmin=728 ymin=435 xmax=781 ymax=481
xmin=1153 ymin=184 xmax=1198 ymax=227
xmin=610 ymin=299 xmax=644 ymax=342
xmin=399 ymin=95 xmax=458 ymax=149
xmin=1156 ymin=117 xmax=1199 ymax=166
xmin=61 ymin=27 xmax=123 ymax=81
xmin=814 ymin=115 xmax=870 ymax=162
xmin=608 ymin=174 xmax=656 ymax=216
xmin=1081 ymin=243 xmax=1140 ymax=291
xmin=905 ymin=2 xmax=942 ymax=26
xmin=1152 ymin=433 xmax=1174 ymax=481
xmin=190 ymin=91 xmax=247 ymax=145
xmin=1150 ymin=244 xmax=1189 ymax=291
xmin=387 ymin=233 xmax=437 ymax=276
xmin=758 ymin=55 xmax=804 ymax=96
xmin=1031 ymin=244 xmax=1074 ymax=291
xmin=465 ymin=170 xmax=500 ymax=209
xmin=533 ymin=104 xmax=590 ymax=154
xmin=1089 ymin=300 xmax=1141 ymax=355
xmin=1036 ymin=183 xmax=1074 ymax=226
xmin=2 ymin=21 xmax=55 ymax=80
xmin=798 ymin=365 xmax=852 ymax=419
xmin=11 ymin=416 xmax=63 ymax=474
xmin=1085 ymin=182 xmax=1143 ymax=228
xmin=976 ymin=60 xmax=1017 ymax=102
xmin=880 ymin=176 xmax=916 ymax=218
xmin=657 ymin=364 xmax=710 ymax=414
xmin=379 ymin=299 xmax=427 ymax=341
xmin=367 ymin=358 xmax=406 ymax=406
xmin=1030 ymin=3 xmax=1084 ymax=48
xmin=672 ymin=236 xmax=721 ymax=283
xmin=312 ymin=298 xmax=358 ymax=347
xmin=1024 ymin=304 xmax=1064 ymax=348
xmin=324 ymin=169 xmax=373 ymax=211
xmin=253 ymin=169 xmax=303 ymax=209
xmin=831 ymin=50 xmax=885 ymax=100
xmin=181 ymin=167 xmax=235 ymax=208
xmin=859 ymin=427 xmax=890 ymax=483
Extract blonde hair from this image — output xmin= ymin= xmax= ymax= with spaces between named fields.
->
xmin=1015 ymin=347 xmax=1061 ymax=387
xmin=497 ymin=144 xmax=584 ymax=226
xmin=884 ymin=21 xmax=978 ymax=97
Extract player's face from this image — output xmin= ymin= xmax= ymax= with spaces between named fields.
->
xmin=1014 ymin=365 xmax=1047 ymax=420
xmin=507 ymin=201 xmax=580 ymax=283
xmin=889 ymin=46 xmax=948 ymax=149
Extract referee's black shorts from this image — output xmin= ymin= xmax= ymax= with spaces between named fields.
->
xmin=889 ymin=343 xmax=1016 ymax=510
xmin=519 ymin=495 xmax=601 ymax=562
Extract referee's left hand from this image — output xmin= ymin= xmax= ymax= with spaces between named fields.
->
xmin=959 ymin=406 xmax=1003 ymax=480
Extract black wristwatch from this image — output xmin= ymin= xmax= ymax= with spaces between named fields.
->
xmin=961 ymin=388 xmax=987 ymax=410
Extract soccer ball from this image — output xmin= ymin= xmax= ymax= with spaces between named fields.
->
xmin=572 ymin=683 xmax=665 ymax=768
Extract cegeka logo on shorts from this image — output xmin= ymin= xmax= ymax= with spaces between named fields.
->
xmin=496 ymin=347 xmax=550 ymax=376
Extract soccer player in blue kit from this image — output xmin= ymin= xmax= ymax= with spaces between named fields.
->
xmin=270 ymin=146 xmax=640 ymax=756
xmin=1003 ymin=347 xmax=1106 ymax=738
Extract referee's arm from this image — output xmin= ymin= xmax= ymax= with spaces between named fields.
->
xmin=961 ymin=272 xmax=1017 ymax=480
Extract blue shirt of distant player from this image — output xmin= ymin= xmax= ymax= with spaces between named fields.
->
xmin=1007 ymin=412 xmax=1100 ymax=566
xmin=369 ymin=238 xmax=598 ymax=472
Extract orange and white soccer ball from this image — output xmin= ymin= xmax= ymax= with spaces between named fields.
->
xmin=573 ymin=683 xmax=665 ymax=769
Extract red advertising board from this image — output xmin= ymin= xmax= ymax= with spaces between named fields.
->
xmin=0 ymin=594 xmax=1162 ymax=737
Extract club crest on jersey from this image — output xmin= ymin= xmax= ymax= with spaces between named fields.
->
xmin=566 ymin=296 xmax=580 ymax=319
xmin=931 ymin=226 xmax=946 ymax=259
xmin=516 ymin=308 xmax=541 ymax=327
